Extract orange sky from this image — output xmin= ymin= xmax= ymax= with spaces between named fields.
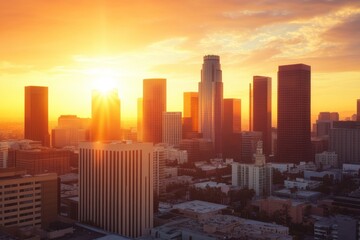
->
xmin=1 ymin=0 xmax=360 ymax=129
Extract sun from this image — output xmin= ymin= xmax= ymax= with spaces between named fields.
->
xmin=92 ymin=78 xmax=116 ymax=94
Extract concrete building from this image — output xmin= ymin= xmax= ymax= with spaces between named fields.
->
xmin=24 ymin=86 xmax=50 ymax=146
xmin=198 ymin=55 xmax=223 ymax=156
xmin=162 ymin=112 xmax=182 ymax=146
xmin=315 ymin=151 xmax=338 ymax=169
xmin=183 ymin=92 xmax=199 ymax=133
xmin=0 ymin=142 xmax=9 ymax=168
xmin=0 ymin=168 xmax=58 ymax=229
xmin=343 ymin=163 xmax=360 ymax=176
xmin=271 ymin=163 xmax=295 ymax=173
xmin=277 ymin=64 xmax=311 ymax=163
xmin=241 ymin=131 xmax=262 ymax=163
xmin=316 ymin=112 xmax=339 ymax=137
xmin=79 ymin=142 xmax=153 ymax=238
xmin=314 ymin=215 xmax=360 ymax=240
xmin=304 ymin=169 xmax=342 ymax=182
xmin=173 ymin=200 xmax=227 ymax=220
xmin=154 ymin=145 xmax=166 ymax=196
xmin=222 ymin=99 xmax=241 ymax=160
xmin=330 ymin=121 xmax=360 ymax=164
xmin=253 ymin=76 xmax=272 ymax=156
xmin=284 ymin=178 xmax=321 ymax=190
xmin=14 ymin=148 xmax=72 ymax=175
xmin=52 ymin=115 xmax=90 ymax=148
xmin=91 ymin=89 xmax=121 ymax=141
xmin=143 ymin=78 xmax=166 ymax=144
xmin=232 ymin=141 xmax=272 ymax=197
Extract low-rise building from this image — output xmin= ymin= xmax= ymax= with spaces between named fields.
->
xmin=284 ymin=178 xmax=322 ymax=190
xmin=172 ymin=200 xmax=227 ymax=220
xmin=314 ymin=215 xmax=360 ymax=240
xmin=315 ymin=151 xmax=338 ymax=169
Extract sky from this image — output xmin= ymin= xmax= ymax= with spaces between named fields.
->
xmin=1 ymin=0 xmax=359 ymax=129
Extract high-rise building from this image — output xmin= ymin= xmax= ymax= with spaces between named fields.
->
xmin=153 ymin=145 xmax=166 ymax=196
xmin=329 ymin=121 xmax=360 ymax=164
xmin=79 ymin=142 xmax=153 ymax=238
xmin=222 ymin=99 xmax=241 ymax=160
xmin=183 ymin=92 xmax=199 ymax=132
xmin=241 ymin=131 xmax=263 ymax=163
xmin=277 ymin=64 xmax=311 ymax=163
xmin=315 ymin=112 xmax=339 ymax=137
xmin=198 ymin=55 xmax=223 ymax=155
xmin=162 ymin=112 xmax=182 ymax=146
xmin=0 ymin=168 xmax=58 ymax=228
xmin=143 ymin=79 xmax=166 ymax=144
xmin=253 ymin=76 xmax=272 ymax=156
xmin=0 ymin=142 xmax=9 ymax=168
xmin=24 ymin=86 xmax=50 ymax=146
xmin=357 ymin=99 xmax=360 ymax=121
xmin=91 ymin=89 xmax=121 ymax=141
xmin=232 ymin=141 xmax=272 ymax=197
xmin=137 ymin=98 xmax=143 ymax=141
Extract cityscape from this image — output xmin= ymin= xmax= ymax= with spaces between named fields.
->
xmin=1 ymin=1 xmax=360 ymax=240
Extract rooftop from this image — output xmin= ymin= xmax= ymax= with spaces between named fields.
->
xmin=173 ymin=200 xmax=227 ymax=214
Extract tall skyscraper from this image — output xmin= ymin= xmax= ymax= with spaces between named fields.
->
xmin=143 ymin=78 xmax=166 ymax=144
xmin=162 ymin=112 xmax=182 ymax=146
xmin=183 ymin=92 xmax=199 ymax=132
xmin=357 ymin=99 xmax=360 ymax=121
xmin=253 ymin=76 xmax=272 ymax=156
xmin=198 ymin=55 xmax=223 ymax=155
xmin=79 ymin=142 xmax=153 ymax=238
xmin=277 ymin=64 xmax=311 ymax=163
xmin=24 ymin=86 xmax=50 ymax=146
xmin=91 ymin=89 xmax=121 ymax=141
xmin=222 ymin=98 xmax=241 ymax=160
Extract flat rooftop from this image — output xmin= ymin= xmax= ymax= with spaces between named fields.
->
xmin=173 ymin=200 xmax=227 ymax=214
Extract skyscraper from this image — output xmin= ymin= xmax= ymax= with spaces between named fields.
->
xmin=277 ymin=64 xmax=311 ymax=163
xmin=198 ymin=55 xmax=223 ymax=155
xmin=143 ymin=78 xmax=166 ymax=144
xmin=24 ymin=86 xmax=50 ymax=146
xmin=183 ymin=92 xmax=199 ymax=132
xmin=79 ymin=142 xmax=153 ymax=238
xmin=162 ymin=112 xmax=182 ymax=146
xmin=91 ymin=89 xmax=121 ymax=141
xmin=253 ymin=76 xmax=272 ymax=156
xmin=222 ymin=98 xmax=241 ymax=160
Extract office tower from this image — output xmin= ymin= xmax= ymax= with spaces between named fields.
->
xmin=277 ymin=64 xmax=311 ymax=163
xmin=357 ymin=99 xmax=360 ymax=121
xmin=91 ymin=89 xmax=121 ymax=141
xmin=137 ymin=98 xmax=143 ymax=141
xmin=183 ymin=92 xmax=199 ymax=132
xmin=0 ymin=142 xmax=9 ymax=168
xmin=52 ymin=115 xmax=90 ymax=148
xmin=79 ymin=142 xmax=153 ymax=238
xmin=0 ymin=168 xmax=58 ymax=228
xmin=222 ymin=99 xmax=241 ymax=160
xmin=316 ymin=112 xmax=339 ymax=137
xmin=329 ymin=121 xmax=360 ymax=164
xmin=143 ymin=79 xmax=166 ymax=144
xmin=199 ymin=55 xmax=223 ymax=156
xmin=249 ymin=83 xmax=252 ymax=131
xmin=253 ymin=76 xmax=272 ymax=156
xmin=241 ymin=131 xmax=263 ymax=163
xmin=153 ymin=145 xmax=166 ymax=196
xmin=162 ymin=112 xmax=182 ymax=146
xmin=15 ymin=148 xmax=72 ymax=175
xmin=232 ymin=141 xmax=272 ymax=197
xmin=24 ymin=86 xmax=50 ymax=146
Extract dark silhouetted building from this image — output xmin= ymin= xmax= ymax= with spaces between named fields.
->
xmin=241 ymin=131 xmax=262 ymax=163
xmin=357 ymin=99 xmax=360 ymax=121
xmin=199 ymin=55 xmax=223 ymax=156
xmin=277 ymin=64 xmax=311 ymax=163
xmin=223 ymin=99 xmax=241 ymax=160
xmin=91 ymin=89 xmax=121 ymax=141
xmin=143 ymin=79 xmax=166 ymax=144
xmin=25 ymin=86 xmax=50 ymax=146
xmin=253 ymin=76 xmax=272 ymax=156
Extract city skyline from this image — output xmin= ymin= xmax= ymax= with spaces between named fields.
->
xmin=1 ymin=1 xmax=359 ymax=129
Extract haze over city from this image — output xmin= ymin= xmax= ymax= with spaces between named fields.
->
xmin=1 ymin=0 xmax=360 ymax=129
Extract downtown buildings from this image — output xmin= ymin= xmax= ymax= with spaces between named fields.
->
xmin=277 ymin=64 xmax=311 ymax=164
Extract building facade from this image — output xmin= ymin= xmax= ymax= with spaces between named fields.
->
xmin=143 ymin=79 xmax=166 ymax=144
xmin=24 ymin=86 xmax=50 ymax=146
xmin=277 ymin=64 xmax=311 ymax=163
xmin=162 ymin=112 xmax=182 ymax=146
xmin=198 ymin=55 xmax=223 ymax=156
xmin=0 ymin=168 xmax=58 ymax=229
xmin=79 ymin=142 xmax=153 ymax=238
xmin=91 ymin=89 xmax=121 ymax=141
xmin=253 ymin=76 xmax=272 ymax=156
xmin=222 ymin=99 xmax=241 ymax=160
xmin=183 ymin=92 xmax=199 ymax=133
